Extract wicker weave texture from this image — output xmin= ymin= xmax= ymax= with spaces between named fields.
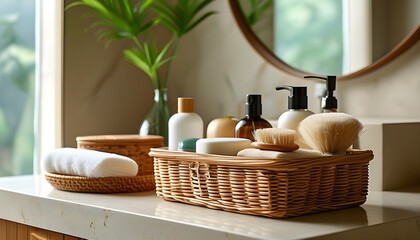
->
xmin=45 ymin=173 xmax=155 ymax=193
xmin=150 ymin=148 xmax=373 ymax=218
xmin=77 ymin=135 xmax=164 ymax=176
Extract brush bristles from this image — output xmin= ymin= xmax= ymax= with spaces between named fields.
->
xmin=253 ymin=128 xmax=297 ymax=145
xmin=298 ymin=113 xmax=364 ymax=154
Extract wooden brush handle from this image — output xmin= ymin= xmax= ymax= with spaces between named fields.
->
xmin=251 ymin=142 xmax=299 ymax=152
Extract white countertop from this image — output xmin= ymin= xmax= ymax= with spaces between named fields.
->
xmin=0 ymin=175 xmax=420 ymax=240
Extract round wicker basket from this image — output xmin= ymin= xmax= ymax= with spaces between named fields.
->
xmin=45 ymin=172 xmax=155 ymax=193
xmin=44 ymin=134 xmax=164 ymax=193
xmin=76 ymin=134 xmax=164 ymax=176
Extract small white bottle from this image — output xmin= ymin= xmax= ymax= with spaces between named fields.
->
xmin=168 ymin=97 xmax=203 ymax=150
xmin=276 ymin=86 xmax=314 ymax=130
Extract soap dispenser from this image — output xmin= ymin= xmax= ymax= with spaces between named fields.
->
xmin=235 ymin=94 xmax=272 ymax=141
xmin=304 ymin=75 xmax=338 ymax=112
xmin=275 ymin=85 xmax=314 ymax=130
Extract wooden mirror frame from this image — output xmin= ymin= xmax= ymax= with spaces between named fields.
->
xmin=229 ymin=0 xmax=420 ymax=80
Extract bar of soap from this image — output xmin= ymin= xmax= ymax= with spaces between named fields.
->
xmin=196 ymin=138 xmax=252 ymax=156
xmin=178 ymin=138 xmax=200 ymax=152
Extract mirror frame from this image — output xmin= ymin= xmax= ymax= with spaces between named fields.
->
xmin=229 ymin=0 xmax=420 ymax=80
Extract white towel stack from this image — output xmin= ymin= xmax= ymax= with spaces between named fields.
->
xmin=42 ymin=148 xmax=138 ymax=178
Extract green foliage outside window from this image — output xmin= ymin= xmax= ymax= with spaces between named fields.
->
xmin=274 ymin=0 xmax=344 ymax=75
xmin=0 ymin=0 xmax=35 ymax=176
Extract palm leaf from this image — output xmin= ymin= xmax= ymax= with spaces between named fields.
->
xmin=185 ymin=10 xmax=217 ymax=33
xmin=123 ymin=40 xmax=174 ymax=89
xmin=152 ymin=2 xmax=181 ymax=34
xmin=152 ymin=0 xmax=216 ymax=37
xmin=66 ymin=0 xmax=156 ymax=43
xmin=242 ymin=0 xmax=273 ymax=27
xmin=67 ymin=0 xmax=216 ymax=90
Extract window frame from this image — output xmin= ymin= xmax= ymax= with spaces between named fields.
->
xmin=34 ymin=0 xmax=64 ymax=174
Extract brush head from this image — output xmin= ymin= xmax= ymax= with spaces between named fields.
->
xmin=298 ymin=113 xmax=364 ymax=154
xmin=252 ymin=128 xmax=299 ymax=152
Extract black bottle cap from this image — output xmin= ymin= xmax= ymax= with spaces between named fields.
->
xmin=275 ymin=86 xmax=308 ymax=109
xmin=304 ymin=75 xmax=338 ymax=110
xmin=245 ymin=94 xmax=262 ymax=117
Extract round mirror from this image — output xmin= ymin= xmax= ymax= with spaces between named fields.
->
xmin=229 ymin=0 xmax=420 ymax=80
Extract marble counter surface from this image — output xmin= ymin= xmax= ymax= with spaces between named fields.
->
xmin=0 ymin=175 xmax=420 ymax=240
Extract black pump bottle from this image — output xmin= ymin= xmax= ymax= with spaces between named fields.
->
xmin=304 ymin=75 xmax=338 ymax=112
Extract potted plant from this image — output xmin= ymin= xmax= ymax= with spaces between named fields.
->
xmin=66 ymin=0 xmax=216 ymax=144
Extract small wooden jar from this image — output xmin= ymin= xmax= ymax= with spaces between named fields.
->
xmin=76 ymin=135 xmax=164 ymax=176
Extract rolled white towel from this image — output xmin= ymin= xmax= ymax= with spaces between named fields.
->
xmin=42 ymin=148 xmax=138 ymax=178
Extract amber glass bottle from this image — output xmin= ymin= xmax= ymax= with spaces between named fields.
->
xmin=235 ymin=94 xmax=272 ymax=141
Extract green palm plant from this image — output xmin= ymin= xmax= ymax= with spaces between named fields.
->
xmin=66 ymin=0 xmax=216 ymax=91
xmin=66 ymin=0 xmax=216 ymax=142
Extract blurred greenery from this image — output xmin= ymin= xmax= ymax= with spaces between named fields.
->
xmin=0 ymin=0 xmax=35 ymax=176
xmin=274 ymin=0 xmax=343 ymax=75
xmin=238 ymin=0 xmax=343 ymax=75
xmin=240 ymin=0 xmax=273 ymax=28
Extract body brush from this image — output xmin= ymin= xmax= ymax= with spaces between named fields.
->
xmin=298 ymin=113 xmax=364 ymax=154
xmin=252 ymin=128 xmax=299 ymax=152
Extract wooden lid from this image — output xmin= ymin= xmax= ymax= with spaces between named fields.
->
xmin=76 ymin=134 xmax=164 ymax=144
xmin=178 ymin=97 xmax=194 ymax=113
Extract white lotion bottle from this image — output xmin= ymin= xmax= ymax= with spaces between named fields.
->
xmin=168 ymin=97 xmax=203 ymax=150
xmin=276 ymin=86 xmax=314 ymax=130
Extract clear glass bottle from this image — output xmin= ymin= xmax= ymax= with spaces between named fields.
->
xmin=235 ymin=94 xmax=272 ymax=141
xmin=139 ymin=88 xmax=171 ymax=145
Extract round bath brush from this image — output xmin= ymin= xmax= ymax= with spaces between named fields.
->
xmin=251 ymin=128 xmax=299 ymax=152
xmin=298 ymin=113 xmax=364 ymax=154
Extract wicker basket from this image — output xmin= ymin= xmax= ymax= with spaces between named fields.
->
xmin=44 ymin=134 xmax=164 ymax=193
xmin=149 ymin=148 xmax=374 ymax=218
xmin=44 ymin=173 xmax=156 ymax=193
xmin=76 ymin=134 xmax=164 ymax=176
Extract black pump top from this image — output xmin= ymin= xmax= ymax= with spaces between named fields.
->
xmin=304 ymin=75 xmax=338 ymax=110
xmin=275 ymin=86 xmax=308 ymax=110
xmin=245 ymin=94 xmax=263 ymax=117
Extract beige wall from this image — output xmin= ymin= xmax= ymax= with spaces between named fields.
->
xmin=63 ymin=1 xmax=420 ymax=147
xmin=64 ymin=4 xmax=153 ymax=146
xmin=372 ymin=0 xmax=420 ymax=60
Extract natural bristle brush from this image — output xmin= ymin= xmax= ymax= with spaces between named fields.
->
xmin=298 ymin=113 xmax=364 ymax=154
xmin=252 ymin=128 xmax=299 ymax=152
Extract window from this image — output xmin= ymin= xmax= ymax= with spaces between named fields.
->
xmin=0 ymin=0 xmax=63 ymax=177
xmin=274 ymin=0 xmax=344 ymax=75
xmin=35 ymin=0 xmax=63 ymax=174
xmin=0 ymin=0 xmax=35 ymax=176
